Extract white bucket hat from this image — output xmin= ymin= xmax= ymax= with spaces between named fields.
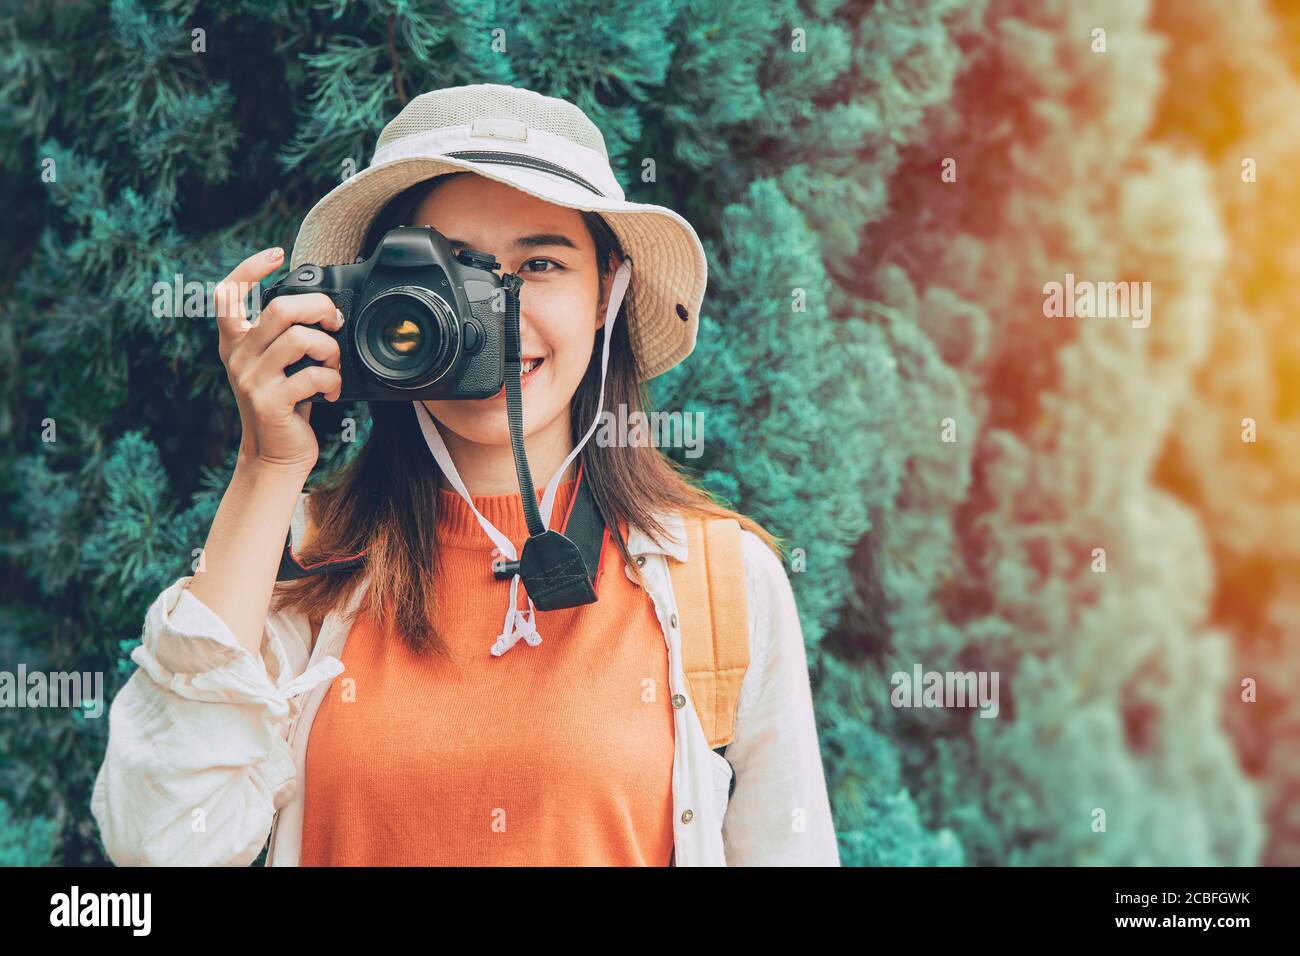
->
xmin=289 ymin=82 xmax=708 ymax=381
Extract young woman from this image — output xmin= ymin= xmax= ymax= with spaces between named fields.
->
xmin=91 ymin=84 xmax=839 ymax=867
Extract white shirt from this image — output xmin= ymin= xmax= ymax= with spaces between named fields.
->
xmin=90 ymin=495 xmax=841 ymax=866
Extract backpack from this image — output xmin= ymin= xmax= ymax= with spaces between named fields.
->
xmin=667 ymin=515 xmax=750 ymax=778
xmin=664 ymin=515 xmax=750 ymax=868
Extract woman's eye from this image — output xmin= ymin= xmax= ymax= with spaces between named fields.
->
xmin=521 ymin=258 xmax=562 ymax=274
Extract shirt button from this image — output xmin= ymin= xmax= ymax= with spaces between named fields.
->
xmin=670 ymin=613 xmax=678 ymax=628
xmin=681 ymin=809 xmax=694 ymax=824
xmin=635 ymin=555 xmax=646 ymax=568
xmin=671 ymin=694 xmax=686 ymax=709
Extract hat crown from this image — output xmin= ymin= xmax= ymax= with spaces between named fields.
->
xmin=375 ymin=83 xmax=610 ymax=161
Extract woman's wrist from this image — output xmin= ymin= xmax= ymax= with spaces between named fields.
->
xmin=234 ymin=451 xmax=314 ymax=489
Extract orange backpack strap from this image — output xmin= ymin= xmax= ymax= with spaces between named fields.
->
xmin=666 ymin=516 xmax=750 ymax=751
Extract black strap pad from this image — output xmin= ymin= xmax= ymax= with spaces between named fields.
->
xmin=518 ymin=530 xmax=597 ymax=611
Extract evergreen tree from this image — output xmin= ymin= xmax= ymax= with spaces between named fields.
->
xmin=0 ymin=0 xmax=1285 ymax=866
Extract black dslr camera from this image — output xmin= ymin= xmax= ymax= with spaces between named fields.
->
xmin=261 ymin=226 xmax=506 ymax=401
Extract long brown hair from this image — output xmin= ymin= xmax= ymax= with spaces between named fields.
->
xmin=272 ymin=173 xmax=781 ymax=656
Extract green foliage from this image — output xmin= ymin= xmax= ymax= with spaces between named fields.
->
xmin=0 ymin=0 xmax=1282 ymax=866
xmin=0 ymin=799 xmax=57 ymax=866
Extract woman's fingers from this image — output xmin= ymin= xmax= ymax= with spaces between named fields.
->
xmin=257 ymin=324 xmax=342 ymax=395
xmin=213 ymin=248 xmax=286 ymax=359
xmin=242 ymin=292 xmax=343 ymax=356
xmin=276 ymin=363 xmax=343 ymax=409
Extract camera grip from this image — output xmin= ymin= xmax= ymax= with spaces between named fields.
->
xmin=283 ymin=353 xmax=328 ymax=402
xmin=262 ymin=283 xmax=353 ymax=402
xmin=284 ymin=354 xmax=322 ymax=378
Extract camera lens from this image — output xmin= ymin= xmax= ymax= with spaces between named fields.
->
xmin=353 ymin=286 xmax=460 ymax=389
xmin=380 ymin=315 xmax=421 ymax=355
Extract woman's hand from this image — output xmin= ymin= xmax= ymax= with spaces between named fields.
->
xmin=214 ymin=247 xmax=345 ymax=476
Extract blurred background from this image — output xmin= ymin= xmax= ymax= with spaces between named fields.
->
xmin=1 ymin=0 xmax=1296 ymax=866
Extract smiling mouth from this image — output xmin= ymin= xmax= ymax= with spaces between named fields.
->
xmin=490 ymin=357 xmax=545 ymax=399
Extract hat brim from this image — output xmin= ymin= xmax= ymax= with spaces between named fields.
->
xmin=289 ymin=155 xmax=706 ymax=381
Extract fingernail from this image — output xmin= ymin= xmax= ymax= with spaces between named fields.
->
xmin=335 ymin=308 xmax=345 ymax=324
xmin=267 ymin=247 xmax=284 ymax=261
xmin=239 ymin=318 xmax=251 ymax=330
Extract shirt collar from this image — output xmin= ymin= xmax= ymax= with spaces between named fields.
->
xmin=625 ymin=509 xmax=689 ymax=562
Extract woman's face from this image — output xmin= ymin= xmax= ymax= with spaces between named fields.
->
xmin=412 ymin=173 xmax=617 ymax=452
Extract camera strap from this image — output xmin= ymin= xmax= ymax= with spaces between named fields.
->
xmin=412 ymin=256 xmax=634 ymax=656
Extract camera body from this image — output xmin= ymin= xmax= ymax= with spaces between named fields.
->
xmin=261 ymin=226 xmax=506 ymax=401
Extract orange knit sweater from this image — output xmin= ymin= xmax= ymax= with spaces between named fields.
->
xmin=299 ymin=477 xmax=677 ymax=866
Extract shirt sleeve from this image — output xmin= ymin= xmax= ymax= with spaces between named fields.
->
xmin=720 ymin=530 xmax=841 ymax=866
xmin=89 ymin=571 xmax=343 ymax=867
